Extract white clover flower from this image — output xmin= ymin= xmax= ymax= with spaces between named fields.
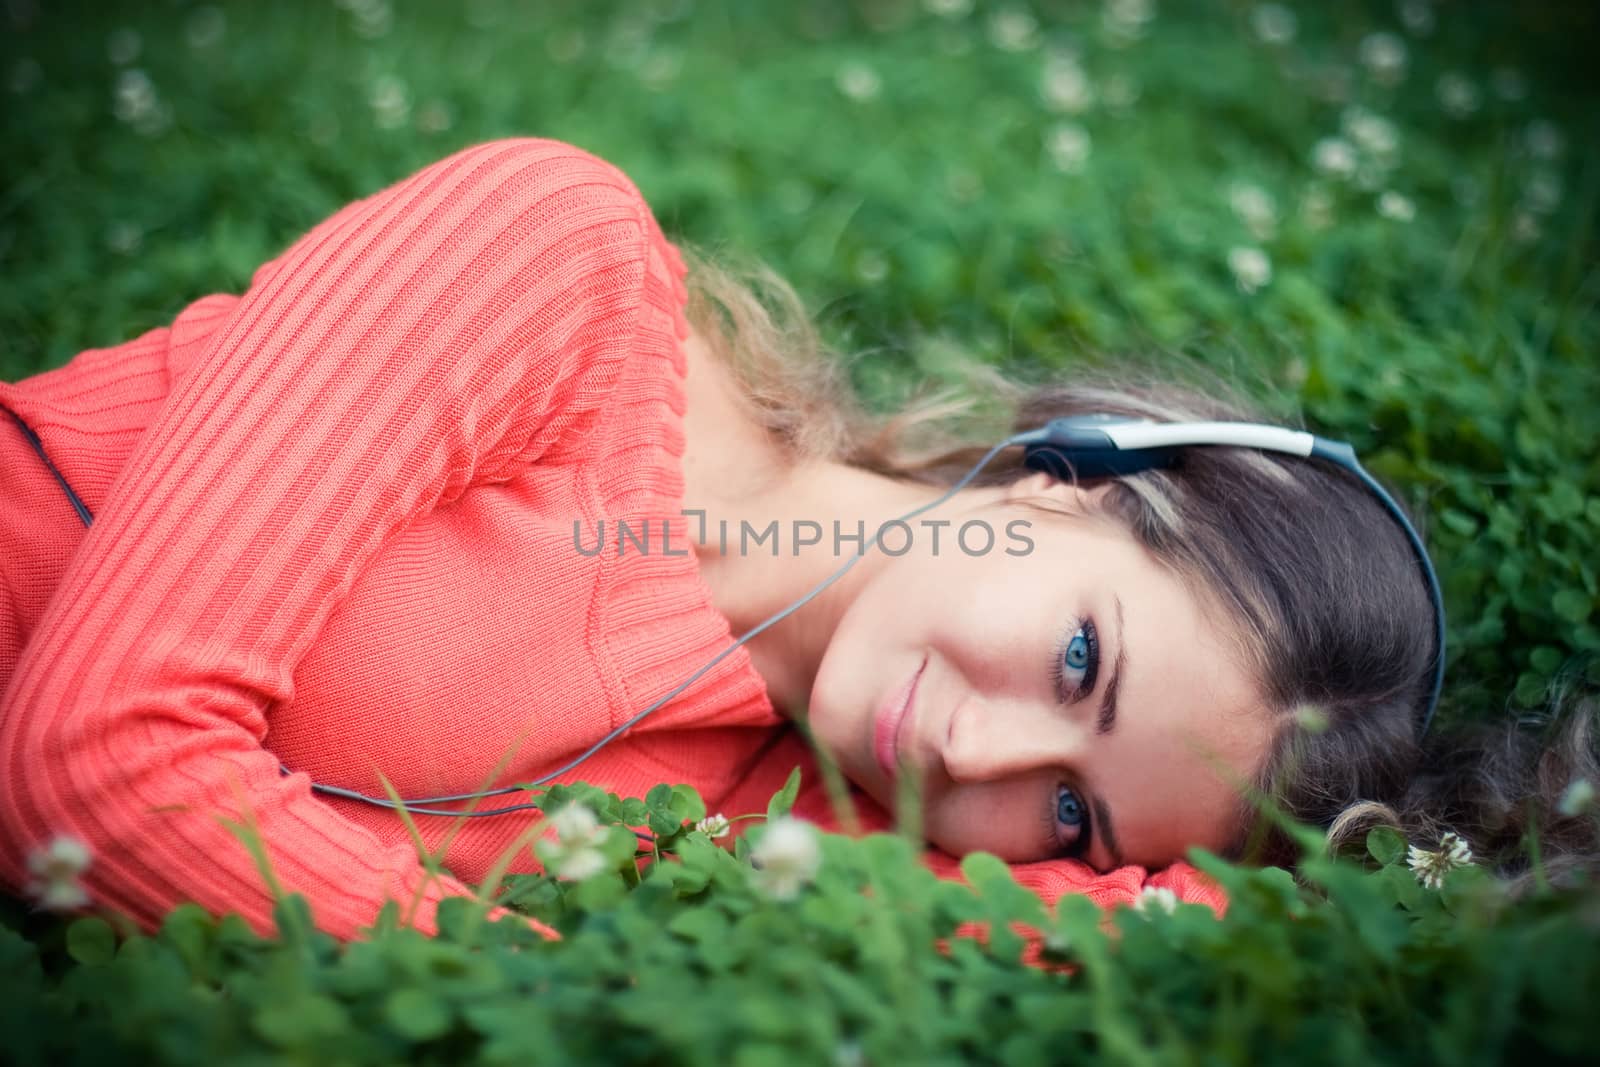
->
xmin=1558 ymin=777 xmax=1596 ymax=817
xmin=113 ymin=68 xmax=156 ymax=123
xmin=751 ymin=816 xmax=822 ymax=900
xmin=696 ymin=813 xmax=732 ymax=839
xmin=923 ymin=0 xmax=974 ymax=18
xmin=368 ymin=74 xmax=409 ymax=130
xmin=1357 ymin=32 xmax=1407 ymax=86
xmin=29 ymin=834 xmax=92 ymax=878
xmin=1046 ymin=122 xmax=1092 ymax=174
xmin=855 ymin=250 xmax=889 ymax=285
xmin=542 ymin=803 xmax=610 ymax=881
xmin=106 ymin=28 xmax=141 ymax=66
xmin=1406 ymin=831 xmax=1473 ymax=889
xmin=1510 ymin=211 xmax=1541 ymax=245
xmin=988 ymin=8 xmax=1039 ymax=52
xmin=112 ymin=68 xmax=170 ymax=136
xmin=611 ymin=20 xmax=654 ymax=70
xmin=1251 ymin=4 xmax=1297 ymax=46
xmin=1435 ymin=73 xmax=1480 ymax=119
xmin=1040 ymin=54 xmax=1093 ymax=113
xmin=1377 ymin=191 xmax=1416 ymax=222
xmin=1424 ymin=832 xmax=1475 ymax=878
xmin=343 ymin=0 xmax=393 ymax=40
xmin=34 ymin=882 xmax=91 ymax=912
xmin=639 ymin=50 xmax=682 ymax=91
xmin=1523 ymin=172 xmax=1562 ymax=215
xmin=550 ymin=802 xmax=602 ymax=844
xmin=1228 ymin=181 xmax=1277 ymax=240
xmin=554 ymin=846 xmax=608 ymax=882
xmin=1113 ymin=0 xmax=1157 ymax=24
xmin=1227 ymin=247 xmax=1272 ymax=294
xmin=1397 ymin=0 xmax=1435 ymax=36
xmin=1104 ymin=0 xmax=1157 ymax=41
xmin=26 ymin=834 xmax=93 ymax=913
xmin=1312 ymin=137 xmax=1357 ymax=179
xmin=185 ymin=7 xmax=226 ymax=50
xmin=1342 ymin=107 xmax=1400 ymax=160
xmin=1132 ymin=885 xmax=1178 ymax=915
xmin=1525 ymin=120 xmax=1565 ymax=161
xmin=835 ymin=62 xmax=881 ymax=102
xmin=106 ymin=221 xmax=143 ymax=255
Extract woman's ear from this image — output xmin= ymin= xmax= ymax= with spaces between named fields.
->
xmin=1002 ymin=471 xmax=1113 ymax=515
xmin=1004 ymin=469 xmax=1060 ymax=503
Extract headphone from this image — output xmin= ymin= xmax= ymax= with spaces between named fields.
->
xmin=4 ymin=402 xmax=1445 ymax=819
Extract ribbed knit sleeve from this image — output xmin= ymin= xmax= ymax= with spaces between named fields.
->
xmin=0 ymin=138 xmax=659 ymax=941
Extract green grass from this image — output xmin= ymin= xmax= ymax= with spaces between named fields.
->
xmin=3 ymin=2 xmax=1598 ymax=1062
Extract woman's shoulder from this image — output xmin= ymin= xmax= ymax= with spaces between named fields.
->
xmin=263 ymin=138 xmax=661 ymax=293
xmin=424 ymin=136 xmax=659 ymax=241
xmin=414 ymin=136 xmax=684 ymax=346
xmin=471 ymin=136 xmax=647 ymax=191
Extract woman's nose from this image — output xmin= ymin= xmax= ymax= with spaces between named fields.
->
xmin=940 ymin=696 xmax=1073 ymax=784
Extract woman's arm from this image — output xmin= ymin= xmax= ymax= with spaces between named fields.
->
xmin=0 ymin=138 xmax=657 ymax=941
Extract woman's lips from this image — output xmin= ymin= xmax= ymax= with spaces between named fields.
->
xmin=875 ymin=653 xmax=927 ymax=779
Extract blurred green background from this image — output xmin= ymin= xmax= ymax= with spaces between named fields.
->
xmin=2 ymin=0 xmax=1596 ymax=725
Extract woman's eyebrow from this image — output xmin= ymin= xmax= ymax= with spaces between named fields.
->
xmin=1096 ymin=594 xmax=1126 ymax=737
xmin=1092 ymin=594 xmax=1127 ymax=868
xmin=1091 ymin=793 xmax=1124 ymax=871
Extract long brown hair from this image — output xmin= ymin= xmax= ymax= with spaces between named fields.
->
xmin=678 ymin=241 xmax=1600 ymax=898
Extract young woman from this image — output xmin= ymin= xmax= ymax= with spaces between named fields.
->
xmin=0 ymin=139 xmax=1593 ymax=943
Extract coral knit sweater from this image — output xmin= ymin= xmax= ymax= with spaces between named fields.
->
xmin=0 ymin=139 xmax=1226 ymax=944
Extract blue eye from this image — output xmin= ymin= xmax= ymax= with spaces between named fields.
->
xmin=1064 ymin=632 xmax=1090 ymax=673
xmin=1051 ymin=619 xmax=1099 ymax=701
xmin=1057 ymin=786 xmax=1085 ymax=828
xmin=1043 ymin=782 xmax=1092 ymax=860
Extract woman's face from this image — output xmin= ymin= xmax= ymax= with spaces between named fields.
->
xmin=806 ymin=473 xmax=1273 ymax=872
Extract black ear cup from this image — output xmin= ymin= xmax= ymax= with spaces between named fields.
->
xmin=1022 ymin=445 xmax=1075 ymax=481
xmin=1022 ymin=441 xmax=1181 ymax=480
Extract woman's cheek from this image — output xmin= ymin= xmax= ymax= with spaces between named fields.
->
xmin=926 ymin=783 xmax=1031 ymax=861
